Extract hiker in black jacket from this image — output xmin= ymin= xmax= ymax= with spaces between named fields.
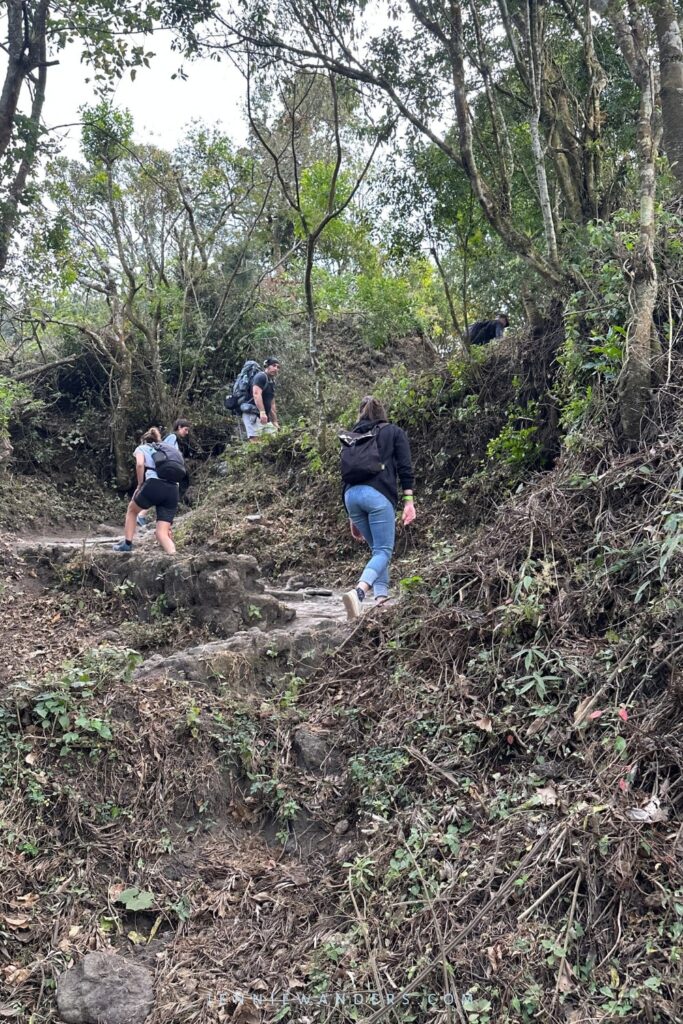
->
xmin=468 ymin=312 xmax=509 ymax=346
xmin=340 ymin=396 xmax=415 ymax=620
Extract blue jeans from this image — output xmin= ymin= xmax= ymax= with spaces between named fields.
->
xmin=344 ymin=485 xmax=396 ymax=598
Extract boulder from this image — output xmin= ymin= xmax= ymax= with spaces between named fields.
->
xmin=292 ymin=724 xmax=340 ymax=772
xmin=56 ymin=951 xmax=154 ymax=1024
xmin=86 ymin=551 xmax=293 ymax=636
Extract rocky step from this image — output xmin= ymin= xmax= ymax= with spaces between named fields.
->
xmin=136 ymin=591 xmax=346 ymax=694
xmin=11 ymin=534 xmax=347 ymax=642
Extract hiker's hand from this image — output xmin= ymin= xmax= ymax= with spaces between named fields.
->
xmin=259 ymin=412 xmax=268 ymax=424
xmin=350 ymin=521 xmax=364 ymax=542
xmin=402 ymin=501 xmax=416 ymax=527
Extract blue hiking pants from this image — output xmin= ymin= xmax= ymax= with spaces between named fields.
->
xmin=344 ymin=484 xmax=396 ymax=598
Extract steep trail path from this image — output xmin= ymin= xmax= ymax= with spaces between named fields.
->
xmin=1 ymin=523 xmax=349 ymax=688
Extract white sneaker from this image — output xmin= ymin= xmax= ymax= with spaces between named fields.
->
xmin=342 ymin=588 xmax=362 ymax=620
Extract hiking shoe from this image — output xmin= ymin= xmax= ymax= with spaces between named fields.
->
xmin=136 ymin=514 xmax=148 ymax=528
xmin=112 ymin=540 xmax=133 ymax=553
xmin=342 ymin=587 xmax=364 ymax=621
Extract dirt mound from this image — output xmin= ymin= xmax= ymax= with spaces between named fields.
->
xmin=0 ymin=471 xmax=124 ymax=532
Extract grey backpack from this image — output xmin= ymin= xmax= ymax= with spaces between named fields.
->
xmin=151 ymin=442 xmax=186 ymax=483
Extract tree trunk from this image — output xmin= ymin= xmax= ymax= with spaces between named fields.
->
xmin=529 ymin=110 xmax=559 ymax=264
xmin=620 ymin=61 xmax=658 ymax=443
xmin=108 ymin=296 xmax=134 ymax=490
xmin=146 ymin=305 xmax=168 ymax=421
xmin=621 ymin=276 xmax=657 ymax=443
xmin=106 ymin=166 xmax=168 ymax=423
xmin=304 ymin=235 xmax=325 ymax=439
xmin=526 ymin=0 xmax=560 ymax=266
xmin=653 ymin=0 xmax=683 ymax=190
xmin=0 ymin=0 xmax=29 ymax=162
xmin=548 ymin=115 xmax=584 ymax=223
xmin=148 ymin=346 xmax=167 ymax=421
xmin=591 ymin=0 xmax=660 ymax=441
xmin=0 ymin=39 xmax=47 ymax=271
xmin=0 ymin=433 xmax=13 ymax=475
xmin=0 ymin=0 xmax=51 ymax=268
xmin=430 ymin=246 xmax=468 ymax=349
xmin=111 ymin=349 xmax=133 ymax=491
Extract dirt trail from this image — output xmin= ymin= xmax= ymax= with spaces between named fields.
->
xmin=265 ymin=586 xmax=347 ymax=630
xmin=12 ymin=521 xmax=122 ymax=548
xmin=1 ymin=526 xmax=349 ymax=687
xmin=13 ymin=533 xmax=122 ymax=551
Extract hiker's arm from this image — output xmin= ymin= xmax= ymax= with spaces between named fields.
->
xmin=395 ymin=430 xmax=414 ymax=494
xmin=252 ymin=385 xmax=268 ymax=422
xmin=395 ymin=429 xmax=416 ymax=525
xmin=134 ymin=452 xmax=146 ymax=493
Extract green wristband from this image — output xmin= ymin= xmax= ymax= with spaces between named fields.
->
xmin=403 ymin=495 xmax=414 ymax=502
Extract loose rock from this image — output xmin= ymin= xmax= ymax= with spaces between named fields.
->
xmin=56 ymin=951 xmax=154 ymax=1024
xmin=292 ymin=724 xmax=339 ymax=771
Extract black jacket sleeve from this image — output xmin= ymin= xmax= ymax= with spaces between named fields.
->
xmin=393 ymin=426 xmax=414 ymax=491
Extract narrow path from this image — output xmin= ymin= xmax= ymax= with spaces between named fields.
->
xmin=15 ymin=528 xmax=349 ymax=630
xmin=12 ymin=522 xmax=122 ymax=550
xmin=1 ymin=528 xmax=349 ymax=687
xmin=266 ymin=586 xmax=347 ymax=630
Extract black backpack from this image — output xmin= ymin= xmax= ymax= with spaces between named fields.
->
xmin=150 ymin=442 xmax=186 ymax=483
xmin=224 ymin=360 xmax=261 ymax=414
xmin=339 ymin=424 xmax=386 ymax=485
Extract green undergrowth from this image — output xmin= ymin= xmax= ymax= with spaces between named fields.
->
xmin=1 ymin=341 xmax=681 ymax=1021
xmin=191 ymin=377 xmax=681 ymax=1020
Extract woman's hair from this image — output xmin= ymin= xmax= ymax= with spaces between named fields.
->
xmin=173 ymin=418 xmax=190 ymax=431
xmin=359 ymin=396 xmax=388 ymax=422
xmin=141 ymin=427 xmax=161 ymax=444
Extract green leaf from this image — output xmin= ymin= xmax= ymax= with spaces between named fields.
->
xmin=614 ymin=736 xmax=627 ymax=755
xmin=116 ymin=887 xmax=155 ymax=911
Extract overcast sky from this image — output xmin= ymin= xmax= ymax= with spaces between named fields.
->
xmin=36 ymin=2 xmax=402 ymax=163
xmin=42 ymin=31 xmax=249 ymax=161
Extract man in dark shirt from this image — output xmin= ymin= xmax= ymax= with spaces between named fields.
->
xmin=243 ymin=356 xmax=281 ymax=441
xmin=468 ymin=312 xmax=509 ymax=346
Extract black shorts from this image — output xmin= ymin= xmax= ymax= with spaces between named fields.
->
xmin=134 ymin=478 xmax=178 ymax=524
